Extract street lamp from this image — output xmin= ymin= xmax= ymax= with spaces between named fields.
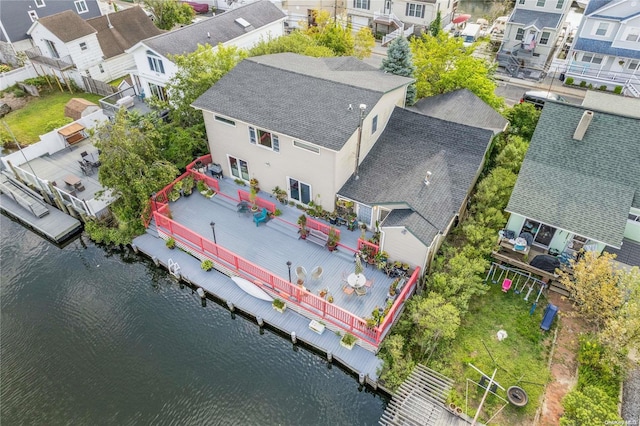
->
xmin=209 ymin=221 xmax=217 ymax=244
xmin=286 ymin=261 xmax=292 ymax=283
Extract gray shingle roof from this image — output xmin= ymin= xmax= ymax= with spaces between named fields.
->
xmin=36 ymin=10 xmax=96 ymax=42
xmin=506 ymin=102 xmax=640 ymax=248
xmin=410 ymin=89 xmax=508 ymax=135
xmin=585 ymin=0 xmax=617 ymax=15
xmin=192 ymin=54 xmax=412 ymax=151
xmin=509 ymin=9 xmax=563 ymax=30
xmin=87 ymin=7 xmax=162 ymax=59
xmin=338 ymin=107 xmax=493 ymax=245
xmin=143 ymin=1 xmax=285 ymax=57
xmin=573 ymin=38 xmax=640 ymax=60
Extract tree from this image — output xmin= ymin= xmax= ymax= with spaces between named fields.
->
xmin=304 ymin=11 xmax=355 ymax=56
xmin=410 ymin=32 xmax=504 ymax=109
xmin=381 ymin=37 xmax=416 ymax=105
xmin=504 ymin=102 xmax=541 ymax=140
xmin=143 ymin=0 xmax=194 ymax=30
xmin=494 ymin=135 xmax=529 ymax=174
xmin=353 ymin=27 xmax=376 ymax=59
xmin=429 ymin=11 xmax=442 ymax=37
xmin=560 ymin=386 xmax=621 ymax=425
xmin=166 ymin=43 xmax=247 ymax=127
xmin=249 ymin=32 xmax=335 ymax=58
xmin=408 ymin=292 xmax=460 ymax=359
xmin=90 ymin=109 xmax=179 ymax=243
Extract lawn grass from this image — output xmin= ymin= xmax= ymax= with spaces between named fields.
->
xmin=430 ymin=282 xmax=554 ymax=425
xmin=2 ymin=89 xmax=103 ymax=144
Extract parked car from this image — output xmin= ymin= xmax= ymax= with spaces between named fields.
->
xmin=520 ymin=90 xmax=567 ymax=109
xmin=182 ymin=1 xmax=209 ymax=13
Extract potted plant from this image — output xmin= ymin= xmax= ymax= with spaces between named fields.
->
xmin=327 ymin=295 xmax=334 ymax=303
xmin=197 ymin=179 xmax=207 ymax=194
xmin=182 ymin=175 xmax=195 ymax=196
xmin=250 ymin=178 xmax=260 ymax=193
xmin=272 ymin=186 xmax=288 ymax=204
xmin=388 ymin=278 xmax=400 ymax=297
xmin=249 ymin=187 xmax=259 ymax=212
xmin=166 ymin=237 xmax=176 ymax=249
xmin=272 ymin=298 xmax=286 ymax=313
xmin=340 ymin=333 xmax=357 ymax=350
xmin=168 ymin=181 xmax=182 ymax=202
xmin=201 ymin=259 xmax=213 ymax=271
xmin=297 ymin=214 xmax=308 ymax=239
xmin=319 ymin=288 xmax=328 ymax=298
xmin=327 ymin=227 xmax=340 ymax=251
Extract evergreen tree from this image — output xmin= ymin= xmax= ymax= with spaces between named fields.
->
xmin=381 ymin=37 xmax=417 ymax=105
xmin=429 ymin=11 xmax=442 ymax=37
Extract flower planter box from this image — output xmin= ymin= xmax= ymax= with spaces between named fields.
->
xmin=340 ymin=340 xmax=355 ymax=350
xmin=308 ymin=320 xmax=325 ymax=335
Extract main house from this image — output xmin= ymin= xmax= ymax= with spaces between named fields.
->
xmin=497 ymin=0 xmax=572 ymax=79
xmin=0 ymin=0 xmax=101 ymax=66
xmin=192 ymin=53 xmax=498 ymax=270
xmin=126 ymin=1 xmax=285 ymax=102
xmin=504 ymin=98 xmax=640 ymax=267
xmin=564 ymin=0 xmax=640 ymax=98
xmin=25 ymin=7 xmax=161 ymax=86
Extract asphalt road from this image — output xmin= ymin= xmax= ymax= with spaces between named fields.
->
xmin=495 ymin=79 xmax=585 ymax=107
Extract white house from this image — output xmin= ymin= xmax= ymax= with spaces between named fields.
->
xmin=565 ymin=0 xmax=640 ymax=97
xmin=25 ymin=7 xmax=161 ymax=86
xmin=126 ymin=1 xmax=286 ymax=102
xmin=497 ymin=0 xmax=572 ymax=79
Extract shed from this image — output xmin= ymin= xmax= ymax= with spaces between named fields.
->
xmin=64 ymin=98 xmax=100 ymax=121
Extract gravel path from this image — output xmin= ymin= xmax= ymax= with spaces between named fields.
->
xmin=622 ymin=367 xmax=640 ymax=425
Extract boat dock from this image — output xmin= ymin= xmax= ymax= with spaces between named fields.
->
xmin=132 ymin=231 xmax=386 ymax=388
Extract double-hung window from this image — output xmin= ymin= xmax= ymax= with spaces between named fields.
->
xmin=540 ymin=32 xmax=550 ymax=45
xmin=626 ymin=28 xmax=640 ymax=42
xmin=515 ymin=28 xmax=525 ymax=41
xmin=556 ymin=0 xmax=564 ymax=8
xmin=581 ymin=53 xmax=603 ymax=64
xmin=75 ymin=0 xmax=88 ymax=13
xmin=536 ymin=0 xmax=545 ymax=7
xmin=353 ymin=0 xmax=369 ymax=10
xmin=405 ymin=3 xmax=425 ymax=18
xmin=595 ymin=22 xmax=609 ymax=36
xmin=249 ymin=127 xmax=279 ymax=152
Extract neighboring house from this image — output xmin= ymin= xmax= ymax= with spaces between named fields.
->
xmin=504 ymin=99 xmax=640 ymax=268
xmin=192 ymin=53 xmax=496 ymax=271
xmin=0 ymin=0 xmax=101 ymax=66
xmin=345 ymin=0 xmax=456 ymax=45
xmin=497 ymin=0 xmax=572 ymax=79
xmin=25 ymin=7 xmax=161 ymax=86
xmin=126 ymin=1 xmax=286 ymax=102
xmin=565 ymin=0 xmax=640 ymax=98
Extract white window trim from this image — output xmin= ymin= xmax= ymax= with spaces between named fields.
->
xmin=214 ymin=115 xmax=235 ymax=127
xmin=75 ymin=0 xmax=88 ymax=14
xmin=35 ymin=0 xmax=46 ymax=8
xmin=372 ymin=115 xmax=378 ymax=133
xmin=594 ymin=22 xmax=609 ymax=37
xmin=536 ymin=0 xmax=545 ymax=7
xmin=248 ymin=126 xmax=280 ymax=153
xmin=28 ymin=10 xmax=38 ymax=22
xmin=79 ymin=42 xmax=87 ymax=51
xmin=293 ymin=140 xmax=320 ymax=154
xmin=287 ymin=176 xmax=313 ymax=205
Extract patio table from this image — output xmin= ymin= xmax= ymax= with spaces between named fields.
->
xmin=347 ymin=273 xmax=366 ymax=288
xmin=64 ymin=174 xmax=81 ymax=188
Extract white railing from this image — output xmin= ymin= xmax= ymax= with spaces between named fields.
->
xmin=626 ymin=75 xmax=640 ymax=98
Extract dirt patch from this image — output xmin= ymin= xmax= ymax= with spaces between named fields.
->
xmin=0 ymin=92 xmax=31 ymax=112
xmin=538 ymin=293 xmax=585 ymax=425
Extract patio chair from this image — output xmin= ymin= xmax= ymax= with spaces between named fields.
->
xmin=310 ymin=266 xmax=323 ymax=284
xmin=364 ymin=278 xmax=374 ymax=288
xmin=355 ymin=286 xmax=367 ymax=296
xmin=296 ymin=266 xmax=307 ymax=283
xmin=253 ymin=208 xmax=268 ymax=226
xmin=236 ymin=201 xmax=250 ymax=215
xmin=80 ymin=151 xmax=88 ymax=157
xmin=343 ymin=285 xmax=354 ymax=295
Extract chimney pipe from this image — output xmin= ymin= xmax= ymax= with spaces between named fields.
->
xmin=573 ymin=110 xmax=594 ymax=141
xmin=424 ymin=171 xmax=432 ymax=186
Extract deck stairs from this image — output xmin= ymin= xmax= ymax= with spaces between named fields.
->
xmin=0 ymin=174 xmax=49 ymax=218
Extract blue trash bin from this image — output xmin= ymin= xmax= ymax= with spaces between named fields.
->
xmin=540 ymin=303 xmax=558 ymax=331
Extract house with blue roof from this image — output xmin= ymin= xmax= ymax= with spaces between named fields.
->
xmin=497 ymin=0 xmax=572 ymax=79
xmin=565 ymin=0 xmax=640 ymax=97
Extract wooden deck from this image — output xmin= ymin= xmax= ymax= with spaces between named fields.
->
xmin=132 ymin=231 xmax=385 ymax=382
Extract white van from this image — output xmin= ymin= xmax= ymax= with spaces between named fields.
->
xmin=460 ymin=23 xmax=482 ymax=46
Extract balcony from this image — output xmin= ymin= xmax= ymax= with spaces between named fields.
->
xmin=99 ymin=86 xmax=152 ymax=118
xmin=24 ymin=46 xmax=74 ymax=71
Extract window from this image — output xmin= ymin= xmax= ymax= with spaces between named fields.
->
xmin=405 ymin=3 xmax=425 ymax=18
xmin=516 ymin=28 xmax=525 ymax=41
xmin=147 ymin=56 xmax=165 ymax=74
xmin=629 ymin=213 xmax=640 ymax=222
xmin=536 ymin=0 xmax=545 ymax=6
xmin=555 ymin=0 xmax=564 ymax=8
xmin=626 ymin=28 xmax=640 ymax=42
xmin=35 ymin=0 xmax=46 ymax=7
xmin=98 ymin=64 xmax=104 ymax=73
xmin=629 ymin=60 xmax=639 ymax=71
xmin=581 ymin=53 xmax=603 ymax=64
xmin=79 ymin=42 xmax=87 ymax=51
xmin=540 ymin=31 xmax=550 ymax=45
xmin=148 ymin=83 xmax=167 ymax=101
xmin=248 ymin=127 xmax=279 ymax=152
xmin=519 ymin=0 xmax=525 ymax=4
xmin=28 ymin=10 xmax=38 ymax=22
xmin=288 ymin=177 xmax=311 ymax=205
xmin=44 ymin=39 xmax=59 ymax=58
xmin=595 ymin=22 xmax=609 ymax=36
xmin=353 ymin=0 xmax=369 ymax=10
xmin=372 ymin=115 xmax=378 ymax=133
xmin=75 ymin=0 xmax=88 ymax=13
xmin=293 ymin=140 xmax=320 ymax=153
xmin=229 ymin=156 xmax=249 ymax=181
xmin=214 ymin=116 xmax=235 ymax=126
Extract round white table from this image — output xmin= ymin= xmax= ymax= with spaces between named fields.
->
xmin=347 ymin=273 xmax=366 ymax=288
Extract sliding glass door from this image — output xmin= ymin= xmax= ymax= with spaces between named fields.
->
xmin=228 ymin=156 xmax=249 ymax=181
xmin=288 ymin=177 xmax=311 ymax=205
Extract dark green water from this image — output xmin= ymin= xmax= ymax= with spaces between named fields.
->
xmin=0 ymin=216 xmax=387 ymax=425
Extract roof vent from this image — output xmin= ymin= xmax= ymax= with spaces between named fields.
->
xmin=207 ymin=31 xmax=210 ymax=38
xmin=424 ymin=171 xmax=432 ymax=186
xmin=573 ymin=110 xmax=594 ymax=141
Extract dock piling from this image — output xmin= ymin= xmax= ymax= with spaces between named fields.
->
xmin=359 ymin=373 xmax=365 ymax=385
xmin=226 ymin=301 xmax=235 ymax=312
xmin=256 ymin=316 xmax=264 ymax=327
xmin=291 ymin=331 xmax=297 ymax=344
xmin=327 ymin=352 xmax=333 ymax=363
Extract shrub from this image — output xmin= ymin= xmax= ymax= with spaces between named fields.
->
xmin=614 ymin=86 xmax=623 ymax=94
xmin=560 ymin=386 xmax=621 ymax=425
xmin=165 ymin=237 xmax=176 ymax=249
xmin=587 ymin=83 xmax=593 ymax=89
xmin=201 ymin=259 xmax=213 ymax=271
xmin=579 ymin=80 xmax=587 ymax=87
xmin=272 ymin=298 xmax=285 ymax=309
xmin=0 ymin=64 xmax=11 ymax=73
xmin=12 ymin=88 xmax=25 ymax=97
xmin=44 ymin=118 xmax=73 ymax=133
xmin=341 ymin=332 xmax=357 ymax=346
xmin=196 ymin=179 xmax=206 ymax=192
xmin=565 ymin=77 xmax=574 ymax=85
xmin=598 ymin=85 xmax=607 ymax=91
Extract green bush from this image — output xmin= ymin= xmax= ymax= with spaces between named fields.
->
xmin=565 ymin=77 xmax=574 ymax=85
xmin=598 ymin=85 xmax=607 ymax=91
xmin=201 ymin=259 xmax=213 ymax=271
xmin=12 ymin=88 xmax=26 ymax=97
xmin=0 ymin=64 xmax=11 ymax=73
xmin=579 ymin=80 xmax=587 ymax=87
xmin=587 ymin=83 xmax=593 ymax=89
xmin=560 ymin=386 xmax=621 ymax=425
xmin=614 ymin=86 xmax=623 ymax=94
xmin=44 ymin=118 xmax=73 ymax=133
xmin=23 ymin=76 xmax=51 ymax=89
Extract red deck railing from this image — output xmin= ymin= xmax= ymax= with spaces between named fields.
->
xmin=357 ymin=238 xmax=379 ymax=256
xmin=306 ymin=216 xmax=340 ymax=238
xmin=238 ymin=189 xmax=276 ymax=213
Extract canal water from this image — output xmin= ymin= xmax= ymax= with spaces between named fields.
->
xmin=0 ymin=215 xmax=387 ymax=425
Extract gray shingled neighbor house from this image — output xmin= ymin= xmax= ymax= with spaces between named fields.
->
xmin=126 ymin=1 xmax=285 ymax=102
xmin=503 ymin=101 xmax=640 ymax=267
xmin=192 ymin=53 xmax=498 ymax=271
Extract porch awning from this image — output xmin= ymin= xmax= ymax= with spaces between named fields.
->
xmin=58 ymin=123 xmax=85 ymax=137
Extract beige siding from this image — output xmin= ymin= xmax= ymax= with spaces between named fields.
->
xmin=382 ymin=227 xmax=429 ymax=270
